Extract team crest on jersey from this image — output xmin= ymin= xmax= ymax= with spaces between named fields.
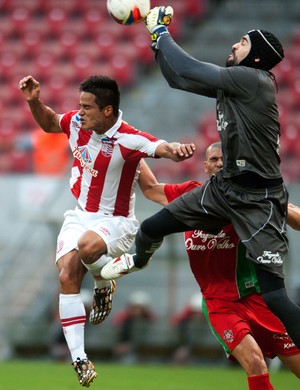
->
xmin=77 ymin=146 xmax=93 ymax=163
xmin=101 ymin=137 xmax=114 ymax=157
xmin=223 ymin=329 xmax=234 ymax=343
xmin=73 ymin=146 xmax=98 ymax=177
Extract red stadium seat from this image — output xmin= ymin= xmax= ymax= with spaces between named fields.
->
xmin=45 ymin=7 xmax=69 ymax=37
xmin=131 ymin=31 xmax=155 ymax=65
xmin=34 ymin=51 xmax=57 ymax=77
xmin=197 ymin=112 xmax=218 ymax=144
xmin=0 ymin=51 xmax=18 ymax=79
xmin=82 ymin=7 xmax=106 ymax=36
xmin=186 ymin=0 xmax=207 ymax=19
xmin=10 ymin=6 xmax=31 ymax=36
xmin=38 ymin=0 xmax=79 ymax=17
xmin=57 ymin=32 xmax=79 ymax=60
xmin=273 ymin=58 xmax=295 ymax=88
xmin=292 ymin=25 xmax=300 ymax=47
xmin=0 ymin=125 xmax=16 ymax=152
xmin=6 ymin=0 xmax=40 ymax=13
xmin=110 ymin=54 xmax=135 ymax=88
xmin=0 ymin=151 xmax=15 ymax=174
xmin=289 ymin=69 xmax=300 ymax=109
xmin=22 ymin=30 xmax=44 ymax=59
xmin=10 ymin=149 xmax=32 ymax=173
xmin=94 ymin=32 xmax=117 ymax=61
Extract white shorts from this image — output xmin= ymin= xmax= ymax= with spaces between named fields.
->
xmin=56 ymin=207 xmax=139 ymax=263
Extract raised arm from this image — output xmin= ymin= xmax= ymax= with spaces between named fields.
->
xmin=19 ymin=75 xmax=62 ymax=133
xmin=155 ymin=141 xmax=195 ymax=162
xmin=138 ymin=160 xmax=168 ymax=206
xmin=156 ymin=36 xmax=221 ymax=97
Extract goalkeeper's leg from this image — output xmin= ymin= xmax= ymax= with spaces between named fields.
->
xmin=101 ymin=208 xmax=191 ymax=279
xmin=133 ymin=207 xmax=190 ymax=268
xmin=255 ymin=265 xmax=300 ymax=350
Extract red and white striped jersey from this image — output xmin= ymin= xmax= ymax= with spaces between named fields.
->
xmin=60 ymin=110 xmax=165 ymax=216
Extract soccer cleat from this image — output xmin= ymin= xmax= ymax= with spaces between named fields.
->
xmin=73 ymin=357 xmax=97 ymax=387
xmin=89 ymin=280 xmax=116 ymax=325
xmin=100 ymin=253 xmax=145 ymax=280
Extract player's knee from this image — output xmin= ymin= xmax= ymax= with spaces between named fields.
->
xmin=78 ymin=234 xmax=104 ymax=263
xmin=244 ymin=351 xmax=268 ymax=376
xmin=59 ymin=267 xmax=82 ymax=292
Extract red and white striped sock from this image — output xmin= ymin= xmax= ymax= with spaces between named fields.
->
xmin=248 ymin=373 xmax=274 ymax=390
xmin=59 ymin=293 xmax=87 ymax=362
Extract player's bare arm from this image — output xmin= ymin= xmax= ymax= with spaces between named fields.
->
xmin=287 ymin=202 xmax=300 ymax=231
xmin=19 ymin=75 xmax=62 ymax=134
xmin=156 ymin=141 xmax=195 ymax=162
xmin=138 ymin=160 xmax=167 ymax=206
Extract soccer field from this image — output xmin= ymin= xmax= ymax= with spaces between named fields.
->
xmin=0 ymin=361 xmax=299 ymax=390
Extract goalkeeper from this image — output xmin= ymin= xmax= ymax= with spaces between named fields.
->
xmin=101 ymin=6 xmax=300 ymax=359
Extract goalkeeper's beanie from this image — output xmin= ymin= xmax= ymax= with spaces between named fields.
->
xmin=239 ymin=29 xmax=284 ymax=71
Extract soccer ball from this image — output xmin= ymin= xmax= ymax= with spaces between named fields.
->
xmin=107 ymin=0 xmax=151 ymax=26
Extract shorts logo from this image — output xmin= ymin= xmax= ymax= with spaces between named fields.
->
xmin=57 ymin=240 xmax=64 ymax=254
xmin=223 ymin=329 xmax=234 ymax=343
xmin=257 ymin=251 xmax=283 ymax=265
xmin=98 ymin=227 xmax=110 ymax=236
xmin=273 ymin=332 xmax=289 ymax=341
xmin=273 ymin=332 xmax=294 ymax=349
xmin=284 ymin=343 xmax=295 ymax=349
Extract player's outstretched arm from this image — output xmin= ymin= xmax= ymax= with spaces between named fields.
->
xmin=287 ymin=202 xmax=300 ymax=231
xmin=155 ymin=141 xmax=195 ymax=162
xmin=138 ymin=159 xmax=167 ymax=206
xmin=19 ymin=75 xmax=61 ymax=134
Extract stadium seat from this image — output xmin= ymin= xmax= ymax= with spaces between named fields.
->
xmin=10 ymin=6 xmax=31 ymax=36
xmin=0 ymin=151 xmax=14 ymax=174
xmin=22 ymin=31 xmax=44 ymax=59
xmin=57 ymin=32 xmax=79 ymax=60
xmin=94 ymin=32 xmax=117 ymax=61
xmin=0 ymin=125 xmax=17 ymax=152
xmin=0 ymin=51 xmax=18 ymax=79
xmin=82 ymin=7 xmax=106 ymax=36
xmin=34 ymin=51 xmax=57 ymax=77
xmin=197 ymin=112 xmax=219 ymax=144
xmin=110 ymin=54 xmax=135 ymax=88
xmin=38 ymin=0 xmax=79 ymax=17
xmin=292 ymin=25 xmax=300 ymax=47
xmin=186 ymin=0 xmax=207 ymax=19
xmin=6 ymin=0 xmax=40 ymax=13
xmin=273 ymin=58 xmax=295 ymax=88
xmin=131 ymin=31 xmax=155 ymax=65
xmin=45 ymin=7 xmax=69 ymax=38
xmin=9 ymin=149 xmax=32 ymax=173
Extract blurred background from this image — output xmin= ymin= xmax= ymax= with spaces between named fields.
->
xmin=0 ymin=0 xmax=300 ymax=367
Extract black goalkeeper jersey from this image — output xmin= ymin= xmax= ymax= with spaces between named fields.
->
xmin=156 ymin=34 xmax=282 ymax=180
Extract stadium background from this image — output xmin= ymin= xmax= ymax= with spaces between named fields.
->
xmin=0 ymin=0 xmax=300 ymax=370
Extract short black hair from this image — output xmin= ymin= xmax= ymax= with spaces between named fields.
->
xmin=79 ymin=75 xmax=120 ymax=116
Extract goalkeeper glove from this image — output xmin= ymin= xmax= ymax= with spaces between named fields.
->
xmin=145 ymin=6 xmax=174 ymax=48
